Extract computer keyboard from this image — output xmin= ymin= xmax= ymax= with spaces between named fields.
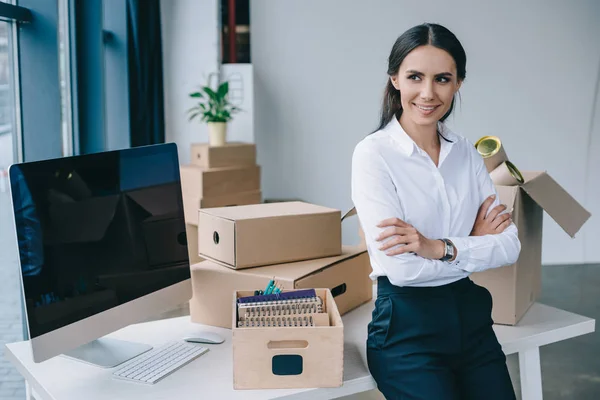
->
xmin=112 ymin=341 xmax=209 ymax=385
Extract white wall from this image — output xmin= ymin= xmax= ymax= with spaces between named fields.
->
xmin=251 ymin=0 xmax=600 ymax=264
xmin=160 ymin=0 xmax=219 ymax=164
xmin=221 ymin=64 xmax=255 ymax=144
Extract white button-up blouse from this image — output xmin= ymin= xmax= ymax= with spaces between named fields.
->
xmin=351 ymin=118 xmax=521 ymax=287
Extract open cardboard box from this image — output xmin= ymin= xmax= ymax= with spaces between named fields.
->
xmin=471 ymin=171 xmax=591 ymax=325
xmin=232 ymin=288 xmax=343 ymax=390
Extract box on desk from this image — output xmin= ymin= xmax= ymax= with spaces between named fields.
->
xmin=182 ymin=190 xmax=262 ymax=226
xmin=197 ymin=201 xmax=342 ymax=269
xmin=232 ymin=288 xmax=343 ymax=389
xmin=179 ymin=164 xmax=260 ymax=198
xmin=190 ymin=142 xmax=256 ymax=169
xmin=189 ymin=245 xmax=371 ymax=328
xmin=471 ymin=171 xmax=590 ymax=325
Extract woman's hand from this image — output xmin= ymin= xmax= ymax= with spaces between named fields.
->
xmin=376 ymin=217 xmax=444 ymax=260
xmin=471 ymin=195 xmax=512 ymax=236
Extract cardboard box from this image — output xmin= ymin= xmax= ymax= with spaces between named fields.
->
xmin=182 ymin=190 xmax=262 ymax=226
xmin=179 ymin=164 xmax=260 ymax=198
xmin=232 ymin=288 xmax=343 ymax=389
xmin=471 ymin=171 xmax=591 ymax=325
xmin=197 ymin=201 xmax=342 ymax=269
xmin=189 ymin=245 xmax=371 ymax=328
xmin=185 ymin=224 xmax=204 ymax=265
xmin=190 ymin=142 xmax=256 ymax=169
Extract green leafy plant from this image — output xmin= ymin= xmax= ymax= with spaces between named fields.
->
xmin=187 ymin=81 xmax=241 ymax=123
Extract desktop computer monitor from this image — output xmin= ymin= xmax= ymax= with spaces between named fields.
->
xmin=8 ymin=143 xmax=192 ymax=366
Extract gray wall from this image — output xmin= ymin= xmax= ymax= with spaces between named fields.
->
xmin=160 ymin=0 xmax=220 ymax=164
xmin=251 ymin=0 xmax=600 ymax=265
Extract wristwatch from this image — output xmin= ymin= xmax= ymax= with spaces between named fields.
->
xmin=439 ymin=238 xmax=455 ymax=262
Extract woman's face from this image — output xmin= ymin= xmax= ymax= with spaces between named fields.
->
xmin=391 ymin=45 xmax=462 ymax=127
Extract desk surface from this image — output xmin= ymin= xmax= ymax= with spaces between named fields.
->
xmin=5 ymin=300 xmax=595 ymax=400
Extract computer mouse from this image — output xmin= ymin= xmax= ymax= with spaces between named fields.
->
xmin=184 ymin=332 xmax=225 ymax=345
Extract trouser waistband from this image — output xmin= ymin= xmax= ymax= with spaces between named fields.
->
xmin=377 ymin=276 xmax=473 ymax=297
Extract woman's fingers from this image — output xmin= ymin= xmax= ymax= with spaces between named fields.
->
xmin=492 ymin=212 xmax=511 ymax=229
xmin=477 ymin=195 xmax=496 ymax=221
xmin=384 ymin=243 xmax=414 ymax=256
xmin=486 ymin=204 xmax=507 ymax=221
xmin=376 ymin=226 xmax=412 ymax=241
xmin=377 ymin=217 xmax=409 ymax=228
xmin=495 ymin=218 xmax=512 ymax=233
xmin=378 ymin=234 xmax=410 ymax=251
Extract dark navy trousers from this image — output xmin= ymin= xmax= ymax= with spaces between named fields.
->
xmin=367 ymin=276 xmax=516 ymax=400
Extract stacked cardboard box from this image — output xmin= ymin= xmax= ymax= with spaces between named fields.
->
xmin=189 ymin=202 xmax=372 ymax=329
xmin=181 ymin=142 xmax=262 ymax=264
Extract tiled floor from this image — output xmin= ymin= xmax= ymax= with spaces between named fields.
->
xmin=1 ymin=188 xmax=599 ymax=399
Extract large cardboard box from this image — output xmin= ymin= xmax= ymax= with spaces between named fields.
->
xmin=190 ymin=245 xmax=371 ymax=328
xmin=197 ymin=202 xmax=342 ymax=269
xmin=232 ymin=288 xmax=343 ymax=389
xmin=190 ymin=142 xmax=256 ymax=169
xmin=179 ymin=164 xmax=260 ymax=198
xmin=182 ymin=190 xmax=262 ymax=226
xmin=471 ymin=171 xmax=591 ymax=325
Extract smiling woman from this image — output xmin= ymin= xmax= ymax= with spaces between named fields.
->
xmin=352 ymin=23 xmax=519 ymax=400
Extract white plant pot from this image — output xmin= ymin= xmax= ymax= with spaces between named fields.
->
xmin=208 ymin=122 xmax=227 ymax=147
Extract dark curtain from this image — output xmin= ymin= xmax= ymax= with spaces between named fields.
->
xmin=127 ymin=0 xmax=165 ymax=147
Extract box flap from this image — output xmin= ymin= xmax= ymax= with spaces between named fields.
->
xmin=196 ymin=245 xmax=366 ymax=281
xmin=199 ymin=201 xmax=339 ymax=221
xmin=520 ymin=171 xmax=591 ymax=237
xmin=495 ymin=185 xmax=519 ymax=211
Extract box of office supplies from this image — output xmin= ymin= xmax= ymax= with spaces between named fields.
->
xmin=179 ymin=164 xmax=260 ymax=198
xmin=232 ymin=288 xmax=343 ymax=389
xmin=190 ymin=142 xmax=256 ymax=169
xmin=189 ymin=244 xmax=371 ymax=328
xmin=197 ymin=201 xmax=342 ymax=269
xmin=470 ymin=136 xmax=591 ymax=325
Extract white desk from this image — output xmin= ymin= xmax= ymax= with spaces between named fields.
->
xmin=5 ymin=300 xmax=595 ymax=400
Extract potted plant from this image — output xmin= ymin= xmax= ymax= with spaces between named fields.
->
xmin=187 ymin=80 xmax=240 ymax=146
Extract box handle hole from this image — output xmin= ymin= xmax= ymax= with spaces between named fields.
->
xmin=331 ymin=283 xmax=347 ymax=297
xmin=267 ymin=340 xmax=308 ymax=349
xmin=213 ymin=231 xmax=220 ymax=245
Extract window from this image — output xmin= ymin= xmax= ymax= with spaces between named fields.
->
xmin=0 ymin=19 xmax=18 ymax=192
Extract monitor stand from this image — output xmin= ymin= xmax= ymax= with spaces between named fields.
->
xmin=62 ymin=338 xmax=152 ymax=368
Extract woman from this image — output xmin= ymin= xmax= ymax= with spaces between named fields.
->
xmin=351 ymin=23 xmax=521 ymax=399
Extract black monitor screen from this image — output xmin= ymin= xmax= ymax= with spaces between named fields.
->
xmin=9 ymin=144 xmax=190 ymax=339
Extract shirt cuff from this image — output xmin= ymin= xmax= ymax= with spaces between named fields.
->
xmin=446 ymin=237 xmax=469 ymax=268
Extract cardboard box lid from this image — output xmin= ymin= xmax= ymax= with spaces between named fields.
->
xmin=198 ymin=201 xmax=339 ymax=221
xmin=193 ymin=245 xmax=366 ymax=281
xmin=500 ymin=171 xmax=591 ymax=238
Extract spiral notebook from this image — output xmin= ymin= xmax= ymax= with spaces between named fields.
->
xmin=236 ymin=289 xmax=330 ymax=328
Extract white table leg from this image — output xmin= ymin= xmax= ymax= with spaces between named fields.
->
xmin=518 ymin=347 xmax=543 ymax=400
